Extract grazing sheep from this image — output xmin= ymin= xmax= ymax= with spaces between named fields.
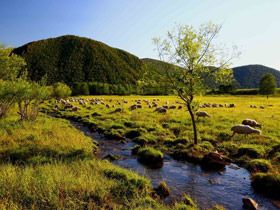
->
xmin=242 ymin=119 xmax=262 ymax=128
xmin=169 ymin=105 xmax=176 ymax=109
xmin=109 ymin=108 xmax=122 ymax=114
xmin=196 ymin=111 xmax=210 ymax=119
xmin=155 ymin=107 xmax=167 ymax=113
xmin=106 ymin=104 xmax=110 ymax=108
xmin=231 ymin=125 xmax=261 ymax=137
xmin=129 ymin=104 xmax=138 ymax=111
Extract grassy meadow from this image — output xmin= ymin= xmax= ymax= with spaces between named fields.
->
xmin=42 ymin=95 xmax=280 ymax=199
xmin=0 ymin=108 xmax=199 ymax=210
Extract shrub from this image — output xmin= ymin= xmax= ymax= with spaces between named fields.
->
xmin=0 ymin=80 xmax=18 ymax=118
xmin=16 ymin=80 xmax=50 ymax=120
xmin=0 ymin=80 xmax=50 ymax=120
xmin=52 ymin=82 xmax=71 ymax=98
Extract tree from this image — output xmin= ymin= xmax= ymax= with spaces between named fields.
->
xmin=52 ymin=82 xmax=72 ymax=99
xmin=0 ymin=45 xmax=26 ymax=81
xmin=259 ymin=73 xmax=276 ymax=98
xmin=16 ymin=80 xmax=50 ymax=121
xmin=153 ymin=23 xmax=238 ymax=144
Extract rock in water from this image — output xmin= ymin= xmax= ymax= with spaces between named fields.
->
xmin=242 ymin=197 xmax=258 ymax=210
xmin=201 ymin=152 xmax=231 ymax=170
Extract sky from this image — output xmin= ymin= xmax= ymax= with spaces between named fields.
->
xmin=0 ymin=0 xmax=279 ymax=69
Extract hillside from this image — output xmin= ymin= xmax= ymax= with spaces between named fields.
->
xmin=12 ymin=36 xmax=280 ymax=90
xmin=12 ymin=35 xmax=144 ymax=85
xmin=143 ymin=59 xmax=280 ymax=89
xmin=233 ymin=65 xmax=280 ymax=88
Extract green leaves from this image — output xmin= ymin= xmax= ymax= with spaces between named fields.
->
xmin=259 ymin=73 xmax=277 ymax=96
xmin=0 ymin=46 xmax=27 ymax=81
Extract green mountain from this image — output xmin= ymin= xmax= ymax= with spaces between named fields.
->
xmin=12 ymin=35 xmax=144 ymax=85
xmin=142 ymin=59 xmax=280 ymax=89
xmin=233 ymin=65 xmax=280 ymax=88
xmin=12 ymin=35 xmax=280 ymax=91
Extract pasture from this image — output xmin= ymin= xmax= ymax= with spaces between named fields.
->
xmin=44 ymin=95 xmax=280 ymax=172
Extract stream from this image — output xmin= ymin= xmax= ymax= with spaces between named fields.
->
xmin=73 ymin=122 xmax=278 ymax=210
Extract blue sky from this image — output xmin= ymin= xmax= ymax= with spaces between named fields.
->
xmin=0 ymin=0 xmax=279 ymax=69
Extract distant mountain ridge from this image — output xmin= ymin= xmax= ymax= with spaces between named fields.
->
xmin=232 ymin=65 xmax=280 ymax=88
xmin=12 ymin=35 xmax=280 ymax=89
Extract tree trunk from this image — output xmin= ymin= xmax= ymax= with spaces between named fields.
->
xmin=187 ymin=103 xmax=198 ymax=145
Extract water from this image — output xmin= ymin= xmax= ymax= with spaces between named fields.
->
xmin=74 ymin=122 xmax=279 ymax=210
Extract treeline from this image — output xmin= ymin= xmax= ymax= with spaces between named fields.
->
xmin=71 ymin=82 xmax=172 ymax=96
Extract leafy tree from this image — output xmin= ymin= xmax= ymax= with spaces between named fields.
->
xmin=0 ymin=80 xmax=19 ymax=117
xmin=16 ymin=80 xmax=50 ymax=120
xmin=0 ymin=45 xmax=26 ymax=81
xmin=259 ymin=73 xmax=277 ymax=98
xmin=52 ymin=82 xmax=72 ymax=99
xmin=153 ymin=23 xmax=238 ymax=144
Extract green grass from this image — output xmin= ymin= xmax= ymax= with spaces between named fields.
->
xmin=39 ymin=94 xmax=280 ymax=206
xmin=0 ymin=114 xmax=96 ymax=164
xmin=0 ymin=109 xmax=198 ymax=209
xmin=137 ymin=147 xmax=164 ymax=168
xmin=246 ymin=159 xmax=272 ymax=173
xmin=42 ymin=95 xmax=280 ymax=173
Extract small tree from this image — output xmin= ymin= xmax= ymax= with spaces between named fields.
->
xmin=259 ymin=73 xmax=276 ymax=98
xmin=16 ymin=80 xmax=50 ymax=121
xmin=52 ymin=82 xmax=72 ymax=99
xmin=153 ymin=23 xmax=238 ymax=144
xmin=0 ymin=45 xmax=26 ymax=81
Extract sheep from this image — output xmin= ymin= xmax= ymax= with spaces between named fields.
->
xmin=154 ymin=107 xmax=167 ymax=113
xmin=242 ymin=119 xmax=262 ymax=128
xmin=129 ymin=104 xmax=138 ymax=111
xmin=231 ymin=124 xmax=261 ymax=137
xmin=196 ymin=111 xmax=210 ymax=119
xmin=169 ymin=105 xmax=176 ymax=109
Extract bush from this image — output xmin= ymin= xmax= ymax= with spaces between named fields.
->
xmin=252 ymin=173 xmax=280 ymax=198
xmin=52 ymin=82 xmax=71 ymax=98
xmin=137 ymin=147 xmax=163 ymax=168
xmin=15 ymin=80 xmax=50 ymax=120
xmin=0 ymin=80 xmax=18 ymax=118
xmin=0 ymin=80 xmax=50 ymax=120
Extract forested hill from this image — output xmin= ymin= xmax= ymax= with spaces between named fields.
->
xmin=142 ymin=59 xmax=280 ymax=89
xmin=12 ymin=35 xmax=144 ymax=85
xmin=232 ymin=65 xmax=280 ymax=88
xmin=12 ymin=35 xmax=280 ymax=89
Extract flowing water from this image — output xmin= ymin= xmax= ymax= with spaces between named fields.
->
xmin=73 ymin=122 xmax=279 ymax=210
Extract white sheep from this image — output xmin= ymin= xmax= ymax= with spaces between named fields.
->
xmin=231 ymin=124 xmax=261 ymax=137
xmin=242 ymin=119 xmax=262 ymax=128
xmin=196 ymin=111 xmax=210 ymax=119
